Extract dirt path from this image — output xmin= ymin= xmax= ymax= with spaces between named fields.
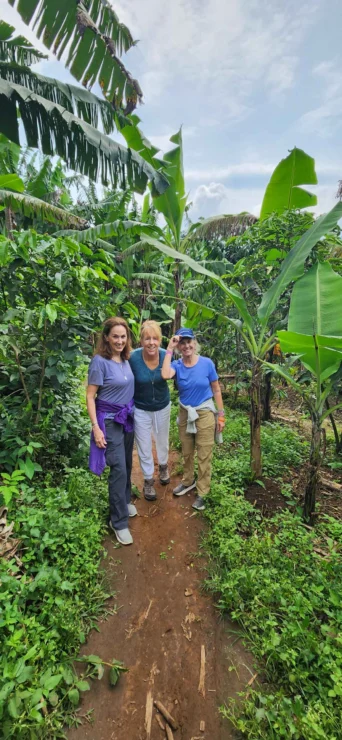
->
xmin=68 ymin=451 xmax=254 ymax=740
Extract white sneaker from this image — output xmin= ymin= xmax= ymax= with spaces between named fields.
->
xmin=173 ymin=480 xmax=196 ymax=496
xmin=128 ymin=503 xmax=137 ymax=517
xmin=109 ymin=523 xmax=133 ymax=545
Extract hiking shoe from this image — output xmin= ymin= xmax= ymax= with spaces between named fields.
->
xmin=192 ymin=495 xmax=206 ymax=511
xmin=109 ymin=523 xmax=133 ymax=545
xmin=159 ymin=463 xmax=170 ymax=485
xmin=173 ymin=480 xmax=196 ymax=496
xmin=143 ymin=479 xmax=157 ymax=501
xmin=128 ymin=503 xmax=137 ymax=517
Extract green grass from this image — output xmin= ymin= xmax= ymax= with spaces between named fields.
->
xmin=205 ymin=410 xmax=342 ymax=739
xmin=0 ymin=469 xmax=111 ymax=739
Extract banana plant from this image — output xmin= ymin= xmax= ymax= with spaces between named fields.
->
xmin=264 ymin=261 xmax=342 ymax=521
xmin=0 ymin=21 xmax=168 ymax=196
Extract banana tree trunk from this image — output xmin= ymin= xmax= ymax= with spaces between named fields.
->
xmin=303 ymin=413 xmax=321 ymax=523
xmin=250 ymin=359 xmax=262 ymax=478
xmin=325 ymin=398 xmax=342 ymax=455
xmin=173 ymin=262 xmax=182 ymax=333
xmin=5 ymin=206 xmax=15 ymax=240
xmin=261 ymin=347 xmax=274 ymax=421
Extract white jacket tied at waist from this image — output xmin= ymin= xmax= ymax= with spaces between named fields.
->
xmin=179 ymin=399 xmax=223 ymax=444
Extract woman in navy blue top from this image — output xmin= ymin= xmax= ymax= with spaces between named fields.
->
xmin=86 ymin=317 xmax=135 ymax=546
xmin=162 ymin=328 xmax=225 ymax=511
xmin=129 ymin=320 xmax=171 ymax=501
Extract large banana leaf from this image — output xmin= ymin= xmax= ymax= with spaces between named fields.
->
xmin=0 ymin=62 xmax=117 ymax=134
xmin=0 ymin=20 xmax=46 ymax=65
xmin=0 ymin=78 xmax=169 ymax=195
xmin=278 ymin=330 xmax=342 ymax=382
xmin=122 ymin=234 xmax=254 ymax=331
xmin=258 ymin=201 xmax=342 ymax=325
xmin=119 ymin=115 xmax=162 ymax=168
xmin=8 ymin=0 xmax=141 ymax=113
xmin=0 ymin=173 xmax=24 ymax=191
xmin=260 ymin=148 xmax=317 ymax=220
xmin=288 ymin=262 xmax=342 ymax=336
xmin=153 ymin=129 xmax=187 ymax=244
xmin=56 ymin=220 xmax=160 ymax=242
xmin=0 ymin=190 xmax=86 ymax=227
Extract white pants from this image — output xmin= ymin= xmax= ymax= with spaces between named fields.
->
xmin=134 ymin=403 xmax=171 ymax=480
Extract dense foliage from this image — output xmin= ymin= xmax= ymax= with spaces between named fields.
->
xmin=0 ymin=470 xmax=110 ymax=738
xmin=206 ymin=412 xmax=342 ymax=739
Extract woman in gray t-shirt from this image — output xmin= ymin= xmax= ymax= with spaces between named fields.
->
xmin=86 ymin=317 xmax=135 ymax=546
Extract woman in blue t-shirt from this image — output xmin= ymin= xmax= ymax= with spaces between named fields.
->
xmin=129 ymin=320 xmax=171 ymax=501
xmin=161 ymin=328 xmax=225 ymax=511
xmin=86 ymin=317 xmax=135 ymax=546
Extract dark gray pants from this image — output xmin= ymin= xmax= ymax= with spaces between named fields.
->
xmin=105 ymin=420 xmax=134 ymax=531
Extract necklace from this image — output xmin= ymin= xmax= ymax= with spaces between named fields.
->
xmin=148 ymin=367 xmax=157 ymax=401
xmin=120 ymin=360 xmax=127 ymax=381
xmin=112 ymin=357 xmax=127 ymax=380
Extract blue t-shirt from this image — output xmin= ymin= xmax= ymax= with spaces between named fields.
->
xmin=88 ymin=354 xmax=134 ymax=405
xmin=129 ymin=348 xmax=170 ymax=411
xmin=171 ymin=355 xmax=218 ymax=407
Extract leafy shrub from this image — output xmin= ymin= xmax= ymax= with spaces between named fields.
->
xmin=0 ymin=469 xmax=110 ymax=738
xmin=206 ymin=411 xmax=342 ymax=739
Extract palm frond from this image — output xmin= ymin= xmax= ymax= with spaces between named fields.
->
xmin=0 ymin=20 xmax=47 ymax=65
xmin=0 ymin=62 xmax=117 ymax=134
xmin=191 ymin=213 xmax=258 ymax=241
xmin=0 ymin=78 xmax=169 ymax=195
xmin=8 ymin=0 xmax=142 ymax=113
xmin=0 ymin=189 xmax=86 ymax=227
xmin=132 ymin=272 xmax=172 ymax=284
xmin=56 ymin=220 xmax=157 ymax=242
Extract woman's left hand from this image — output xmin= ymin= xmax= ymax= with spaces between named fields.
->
xmin=217 ymin=418 xmax=225 ymax=433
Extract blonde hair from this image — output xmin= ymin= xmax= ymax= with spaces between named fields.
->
xmin=140 ymin=320 xmax=162 ymax=343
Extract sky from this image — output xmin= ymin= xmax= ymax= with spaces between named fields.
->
xmin=1 ymin=0 xmax=342 ymax=221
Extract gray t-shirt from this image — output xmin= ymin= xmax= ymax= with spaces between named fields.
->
xmin=88 ymin=354 xmax=134 ymax=405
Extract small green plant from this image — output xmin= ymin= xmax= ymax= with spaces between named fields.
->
xmin=0 ymin=470 xmax=25 ymax=506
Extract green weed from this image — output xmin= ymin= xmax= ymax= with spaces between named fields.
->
xmin=206 ymin=410 xmax=342 ymax=739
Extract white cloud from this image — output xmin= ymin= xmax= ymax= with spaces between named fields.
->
xmin=298 ymin=58 xmax=342 ymax=136
xmin=115 ymin=0 xmax=320 ymax=115
xmin=191 ymin=179 xmax=338 ymax=221
xmin=191 ymin=181 xmax=264 ymax=218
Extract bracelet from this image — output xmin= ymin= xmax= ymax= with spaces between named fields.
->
xmin=166 ymin=350 xmax=173 ymax=356
xmin=91 ymin=421 xmax=99 ymax=427
xmin=217 ymin=409 xmax=225 ymax=415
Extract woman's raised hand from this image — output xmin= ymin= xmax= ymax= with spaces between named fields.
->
xmin=167 ymin=335 xmax=180 ymax=350
xmin=93 ymin=426 xmax=107 ymax=449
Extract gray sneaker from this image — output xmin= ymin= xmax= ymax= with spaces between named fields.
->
xmin=159 ymin=464 xmax=170 ymax=485
xmin=143 ymin=479 xmax=157 ymax=501
xmin=128 ymin=503 xmax=137 ymax=517
xmin=192 ymin=495 xmax=206 ymax=511
xmin=173 ymin=480 xmax=196 ymax=497
xmin=109 ymin=523 xmax=133 ymax=545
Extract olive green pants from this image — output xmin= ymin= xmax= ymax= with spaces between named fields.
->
xmin=178 ymin=407 xmax=215 ymax=496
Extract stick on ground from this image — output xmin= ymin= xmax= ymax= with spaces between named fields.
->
xmin=154 ymin=701 xmax=178 ymax=731
xmin=198 ymin=645 xmax=206 ymax=697
xmin=145 ymin=690 xmax=154 ymax=739
xmin=165 ymin=724 xmax=174 ymax=740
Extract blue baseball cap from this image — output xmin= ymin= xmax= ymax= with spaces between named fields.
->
xmin=176 ymin=327 xmax=195 ymax=339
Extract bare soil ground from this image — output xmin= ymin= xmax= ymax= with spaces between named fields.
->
xmin=68 ymin=451 xmax=254 ymax=740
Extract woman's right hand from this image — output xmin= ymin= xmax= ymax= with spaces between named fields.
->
xmin=167 ymin=335 xmax=180 ymax=351
xmin=93 ymin=425 xmax=107 ymax=449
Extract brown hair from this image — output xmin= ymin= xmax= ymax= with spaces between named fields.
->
xmin=140 ymin=320 xmax=162 ymax=343
xmin=95 ymin=317 xmax=132 ymax=361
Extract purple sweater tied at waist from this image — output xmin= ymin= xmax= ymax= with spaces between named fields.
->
xmin=89 ymin=398 xmax=134 ymax=476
